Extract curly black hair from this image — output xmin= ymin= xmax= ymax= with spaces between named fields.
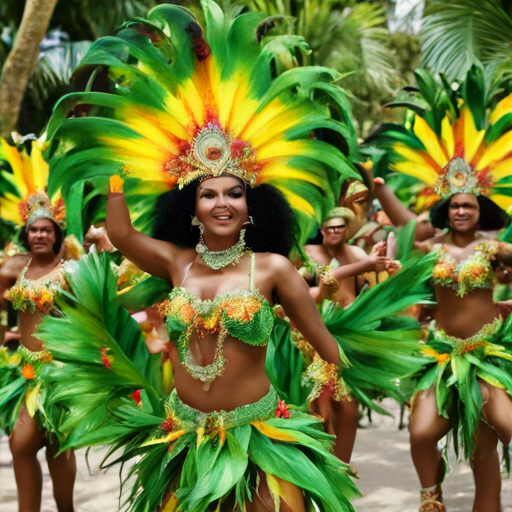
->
xmin=430 ymin=194 xmax=510 ymax=231
xmin=152 ymin=181 xmax=297 ymax=256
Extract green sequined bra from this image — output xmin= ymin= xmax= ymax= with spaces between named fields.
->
xmin=161 ymin=252 xmax=274 ymax=384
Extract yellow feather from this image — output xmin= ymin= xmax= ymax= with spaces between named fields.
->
xmin=441 ymin=115 xmax=455 ymax=159
xmin=476 ymin=131 xmax=512 ymax=171
xmin=179 ymin=76 xmax=206 ymax=128
xmin=0 ymin=139 xmax=29 ymax=197
xmin=122 ymin=113 xmax=188 ymax=145
xmin=413 ymin=117 xmax=448 ymax=168
xmin=256 ymin=140 xmax=307 ymax=161
xmin=25 ymin=382 xmax=42 ymax=418
xmin=251 ymin=420 xmax=299 ymax=442
xmin=476 ymin=372 xmax=506 ymax=389
xmin=489 ymin=193 xmax=512 ymax=211
xmin=141 ymin=429 xmax=187 ymax=446
xmin=161 ymin=495 xmax=179 ymax=512
xmin=490 ymin=94 xmax=512 ymax=125
xmin=462 ymin=106 xmax=485 ymax=163
xmin=0 ymin=193 xmax=24 ymax=225
xmin=265 ymin=473 xmax=282 ymax=511
xmin=30 ymin=142 xmax=49 ymax=191
xmin=217 ymin=73 xmax=260 ymax=135
xmin=392 ymin=161 xmax=439 ymax=186
xmin=259 ymin=161 xmax=324 ymax=187
xmin=241 ymin=101 xmax=304 ymax=149
xmin=487 ymin=157 xmax=512 ymax=181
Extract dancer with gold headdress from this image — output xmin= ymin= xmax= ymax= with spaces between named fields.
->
xmin=368 ymin=65 xmax=512 ymax=512
xmin=34 ymin=2 xmax=367 ymax=510
xmin=0 ymin=137 xmax=76 ymax=512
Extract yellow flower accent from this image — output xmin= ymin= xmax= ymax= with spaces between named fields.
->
xmin=421 ymin=346 xmax=450 ymax=364
xmin=432 ymin=263 xmax=455 ymax=281
xmin=224 ymin=297 xmax=261 ymax=322
xmin=194 ymin=313 xmax=221 ymax=337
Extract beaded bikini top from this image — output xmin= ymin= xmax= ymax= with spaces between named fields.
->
xmin=5 ymin=260 xmax=63 ymax=314
xmin=432 ymin=239 xmax=498 ymax=297
xmin=160 ymin=252 xmax=274 ymax=385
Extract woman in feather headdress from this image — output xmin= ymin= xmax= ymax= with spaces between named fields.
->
xmin=0 ymin=137 xmax=76 ymax=512
xmin=37 ymin=1 xmax=367 ymax=510
xmin=368 ymin=66 xmax=512 ymax=512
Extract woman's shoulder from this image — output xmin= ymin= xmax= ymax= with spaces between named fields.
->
xmin=253 ymin=252 xmax=294 ymax=271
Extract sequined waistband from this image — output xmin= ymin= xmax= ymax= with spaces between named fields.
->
xmin=429 ymin=317 xmax=502 ymax=345
xmin=169 ymin=387 xmax=278 ymax=430
xmin=18 ymin=345 xmax=52 ymax=363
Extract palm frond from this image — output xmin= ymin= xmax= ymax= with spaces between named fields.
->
xmin=420 ymin=0 xmax=512 ymax=82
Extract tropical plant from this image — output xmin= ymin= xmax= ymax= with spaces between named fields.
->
xmin=420 ymin=0 xmax=512 ymax=98
xmin=231 ymin=0 xmax=402 ymax=136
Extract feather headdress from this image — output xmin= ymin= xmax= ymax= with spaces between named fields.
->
xmin=45 ymin=0 xmax=359 ymax=243
xmin=0 ymin=136 xmax=65 ymax=228
xmin=367 ymin=66 xmax=512 ymax=210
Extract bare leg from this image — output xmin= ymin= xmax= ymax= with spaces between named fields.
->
xmin=471 ymin=421 xmax=500 ymax=512
xmin=245 ymin=473 xmax=305 ymax=512
xmin=46 ymin=444 xmax=76 ymax=512
xmin=409 ymin=388 xmax=451 ymax=487
xmin=9 ymin=407 xmax=46 ymax=512
xmin=480 ymin=381 xmax=512 ymax=446
xmin=332 ymin=398 xmax=359 ymax=463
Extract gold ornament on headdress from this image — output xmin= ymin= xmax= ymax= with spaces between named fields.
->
xmin=165 ymin=123 xmax=261 ymax=188
xmin=21 ymin=191 xmax=65 ymax=228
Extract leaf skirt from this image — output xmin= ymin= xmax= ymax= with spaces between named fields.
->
xmin=414 ymin=317 xmax=512 ymax=459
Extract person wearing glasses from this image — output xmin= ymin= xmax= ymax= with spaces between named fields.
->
xmin=295 ymin=207 xmax=426 ymax=464
xmin=305 ymin=207 xmax=390 ymax=307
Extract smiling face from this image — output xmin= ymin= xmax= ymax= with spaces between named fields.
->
xmin=321 ymin=217 xmax=347 ymax=247
xmin=448 ymin=193 xmax=480 ymax=233
xmin=195 ymin=176 xmax=249 ymax=242
xmin=27 ymin=218 xmax=57 ymax=255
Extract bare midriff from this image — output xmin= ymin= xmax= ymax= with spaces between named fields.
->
xmin=169 ymin=333 xmax=270 ymax=413
xmin=18 ymin=310 xmax=46 ymax=352
xmin=433 ymin=285 xmax=497 ymax=339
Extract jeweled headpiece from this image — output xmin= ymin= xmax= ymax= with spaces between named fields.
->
xmin=22 ymin=191 xmax=65 ymax=229
xmin=166 ymin=123 xmax=260 ymax=188
xmin=367 ymin=66 xmax=512 ymax=210
xmin=45 ymin=0 xmax=360 ymax=245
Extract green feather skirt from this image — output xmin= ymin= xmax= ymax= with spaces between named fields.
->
xmin=267 ymin=255 xmax=435 ymax=413
xmin=0 ymin=345 xmax=57 ymax=435
xmin=414 ymin=317 xmax=512 ymax=459
xmin=103 ymin=387 xmax=361 ymax=512
xmin=35 ymin=252 xmax=360 ymax=511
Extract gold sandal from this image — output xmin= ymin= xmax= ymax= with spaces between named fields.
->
xmin=419 ymin=485 xmax=446 ymax=512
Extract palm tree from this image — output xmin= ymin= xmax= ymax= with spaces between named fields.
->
xmin=0 ymin=0 xmax=161 ymax=138
xmin=420 ymin=0 xmax=512 ymax=100
xmin=0 ymin=0 xmax=59 ymax=138
xmin=231 ymin=0 xmax=402 ymax=136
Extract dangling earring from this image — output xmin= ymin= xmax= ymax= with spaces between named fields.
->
xmin=243 ymin=216 xmax=254 ymax=227
xmin=191 ymin=216 xmax=207 ymax=254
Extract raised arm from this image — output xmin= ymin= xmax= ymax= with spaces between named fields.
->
xmin=106 ymin=177 xmax=189 ymax=280
xmin=272 ymin=257 xmax=341 ymax=365
xmin=373 ymin=178 xmax=435 ymax=241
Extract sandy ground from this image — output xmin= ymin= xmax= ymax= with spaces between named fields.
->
xmin=1 ymin=399 xmax=512 ymax=511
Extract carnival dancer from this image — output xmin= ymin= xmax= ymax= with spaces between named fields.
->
xmin=368 ymin=65 xmax=512 ymax=512
xmin=293 ymin=204 xmax=429 ymax=463
xmin=36 ymin=1 xmax=367 ymax=510
xmin=0 ymin=135 xmax=76 ymax=512
xmin=1 ymin=194 xmax=75 ymax=512
xmin=305 ymin=207 xmax=389 ymax=307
